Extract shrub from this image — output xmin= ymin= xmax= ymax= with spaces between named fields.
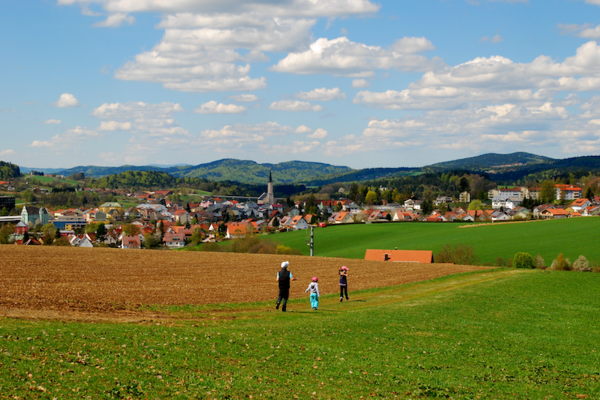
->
xmin=434 ymin=244 xmax=480 ymax=265
xmin=230 ymin=236 xmax=261 ymax=253
xmin=535 ymin=254 xmax=545 ymax=269
xmin=248 ymin=241 xmax=278 ymax=254
xmin=495 ymin=257 xmax=506 ymax=267
xmin=275 ymin=244 xmax=302 ymax=255
xmin=200 ymin=242 xmax=221 ymax=252
xmin=512 ymin=252 xmax=535 ymax=269
xmin=572 ymin=255 xmax=592 ymax=272
xmin=52 ymin=237 xmax=72 ymax=246
xmin=506 ymin=258 xmax=512 ymax=269
xmin=550 ymin=253 xmax=571 ymax=271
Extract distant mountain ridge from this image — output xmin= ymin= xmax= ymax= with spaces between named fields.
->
xmin=427 ymin=152 xmax=555 ymax=170
xmin=55 ymin=159 xmax=353 ymax=184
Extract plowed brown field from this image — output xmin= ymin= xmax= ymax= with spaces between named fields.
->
xmin=0 ymin=246 xmax=489 ymax=313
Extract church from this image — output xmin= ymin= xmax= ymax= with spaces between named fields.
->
xmin=257 ymin=171 xmax=276 ymax=205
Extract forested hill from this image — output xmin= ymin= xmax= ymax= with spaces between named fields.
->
xmin=57 ymin=159 xmax=352 ymax=184
xmin=0 ymin=161 xmax=20 ymax=180
xmin=428 ymin=152 xmax=554 ymax=170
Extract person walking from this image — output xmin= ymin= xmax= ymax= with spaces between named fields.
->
xmin=339 ymin=266 xmax=349 ymax=302
xmin=305 ymin=277 xmax=320 ymax=310
xmin=276 ymin=261 xmax=296 ymax=312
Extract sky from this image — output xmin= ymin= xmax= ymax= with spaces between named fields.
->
xmin=2 ymin=0 xmax=600 ymax=170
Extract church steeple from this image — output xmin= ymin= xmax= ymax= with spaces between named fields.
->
xmin=269 ymin=170 xmax=272 ymax=183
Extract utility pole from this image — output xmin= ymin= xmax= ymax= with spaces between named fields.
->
xmin=309 ymin=226 xmax=314 ymax=257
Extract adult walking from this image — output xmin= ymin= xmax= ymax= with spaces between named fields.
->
xmin=276 ymin=261 xmax=297 ymax=312
xmin=339 ymin=266 xmax=349 ymax=302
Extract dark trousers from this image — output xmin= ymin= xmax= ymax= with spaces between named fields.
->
xmin=277 ymin=289 xmax=289 ymax=311
xmin=340 ymin=285 xmax=348 ymax=299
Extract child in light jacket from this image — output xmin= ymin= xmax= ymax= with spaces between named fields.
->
xmin=305 ymin=277 xmax=320 ymax=310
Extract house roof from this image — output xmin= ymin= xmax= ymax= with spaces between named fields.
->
xmin=364 ymin=249 xmax=434 ymax=264
xmin=571 ymin=198 xmax=590 ymax=206
xmin=227 ymin=225 xmax=247 ymax=235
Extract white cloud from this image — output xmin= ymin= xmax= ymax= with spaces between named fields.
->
xmin=295 ymin=125 xmax=313 ymax=133
xmin=53 ymin=93 xmax=79 ymax=108
xmin=228 ymin=94 xmax=258 ymax=102
xmin=271 ymin=36 xmax=442 ymax=76
xmin=92 ymin=102 xmax=188 ymax=136
xmin=97 ymin=121 xmax=132 ymax=131
xmin=352 ymin=79 xmax=371 ymax=88
xmin=479 ymin=34 xmax=504 ymax=43
xmin=93 ymin=13 xmax=135 ymax=27
xmin=193 ymin=101 xmax=247 ymax=114
xmin=0 ymin=149 xmax=15 ymax=157
xmin=307 ymin=128 xmax=328 ymax=139
xmin=44 ymin=119 xmax=62 ymax=124
xmin=295 ymin=87 xmax=345 ymax=101
xmin=58 ymin=0 xmax=380 ymax=17
xmin=269 ymin=100 xmax=323 ymax=111
xmin=265 ymin=141 xmax=322 ymax=154
xmin=558 ymin=23 xmax=600 ymax=39
xmin=30 ymin=127 xmax=100 ymax=148
xmin=199 ymin=121 xmax=294 ymax=147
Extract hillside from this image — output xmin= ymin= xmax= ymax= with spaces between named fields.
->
xmin=428 ymin=152 xmax=554 ymax=170
xmin=56 ymin=159 xmax=352 ymax=184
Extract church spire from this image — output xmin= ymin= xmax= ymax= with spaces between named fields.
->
xmin=269 ymin=170 xmax=272 ymax=183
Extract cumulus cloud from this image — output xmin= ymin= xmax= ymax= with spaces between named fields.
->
xmin=0 ymin=149 xmax=15 ymax=157
xmin=558 ymin=23 xmax=600 ymax=39
xmin=30 ymin=127 xmax=100 ymax=148
xmin=228 ymin=94 xmax=259 ymax=102
xmin=352 ymin=79 xmax=371 ymax=88
xmin=295 ymin=87 xmax=345 ymax=101
xmin=271 ymin=36 xmax=442 ymax=76
xmin=97 ymin=121 xmax=132 ymax=131
xmin=44 ymin=119 xmax=62 ymax=124
xmin=269 ymin=100 xmax=323 ymax=111
xmin=92 ymin=102 xmax=188 ymax=136
xmin=193 ymin=101 xmax=247 ymax=114
xmin=307 ymin=128 xmax=328 ymax=139
xmin=199 ymin=121 xmax=294 ymax=147
xmin=53 ymin=93 xmax=79 ymax=108
xmin=93 ymin=13 xmax=135 ymax=27
xmin=295 ymin=125 xmax=313 ymax=133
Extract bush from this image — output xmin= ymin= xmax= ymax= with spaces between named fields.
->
xmin=572 ymin=255 xmax=592 ymax=272
xmin=506 ymin=258 xmax=512 ymax=269
xmin=495 ymin=257 xmax=506 ymax=267
xmin=248 ymin=241 xmax=278 ymax=254
xmin=200 ymin=242 xmax=221 ymax=252
xmin=535 ymin=254 xmax=545 ymax=269
xmin=550 ymin=253 xmax=571 ymax=271
xmin=434 ymin=244 xmax=480 ymax=265
xmin=276 ymin=244 xmax=302 ymax=255
xmin=52 ymin=236 xmax=72 ymax=246
xmin=512 ymin=252 xmax=535 ymax=269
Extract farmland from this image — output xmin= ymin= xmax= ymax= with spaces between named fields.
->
xmin=0 ymin=247 xmax=599 ymax=398
xmin=0 ymin=246 xmax=486 ymax=317
xmin=272 ymin=217 xmax=600 ymax=264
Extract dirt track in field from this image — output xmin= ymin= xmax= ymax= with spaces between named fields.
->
xmin=0 ymin=246 xmax=490 ymax=316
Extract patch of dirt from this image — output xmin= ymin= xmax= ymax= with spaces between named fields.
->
xmin=0 ymin=246 xmax=490 ymax=318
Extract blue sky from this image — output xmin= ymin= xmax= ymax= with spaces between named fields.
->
xmin=2 ymin=0 xmax=600 ymax=169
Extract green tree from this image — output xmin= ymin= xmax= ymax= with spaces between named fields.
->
xmin=349 ymin=183 xmax=359 ymax=202
xmin=272 ymin=217 xmax=280 ymax=228
xmin=144 ymin=234 xmax=161 ymax=249
xmin=0 ymin=207 xmax=8 ymax=216
xmin=365 ymin=191 xmax=378 ymax=205
xmin=513 ymin=252 xmax=535 ymax=269
xmin=0 ymin=223 xmax=15 ymax=244
xmin=459 ymin=177 xmax=470 ymax=193
xmin=540 ymin=180 xmax=556 ymax=203
xmin=422 ymin=199 xmax=433 ymax=215
xmin=468 ymin=200 xmax=483 ymax=210
xmin=189 ymin=228 xmax=204 ymax=245
xmin=41 ymin=223 xmax=57 ymax=245
xmin=585 ymin=187 xmax=594 ymax=201
xmin=122 ymin=223 xmax=140 ymax=236
xmin=96 ymin=223 xmax=107 ymax=242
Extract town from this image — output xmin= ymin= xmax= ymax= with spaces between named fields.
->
xmin=0 ymin=171 xmax=596 ymax=249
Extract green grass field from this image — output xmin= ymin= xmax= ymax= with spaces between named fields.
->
xmin=270 ymin=218 xmax=600 ymax=265
xmin=1 ymin=269 xmax=599 ymax=398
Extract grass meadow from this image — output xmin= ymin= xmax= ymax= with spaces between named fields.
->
xmin=1 ymin=269 xmax=599 ymax=399
xmin=270 ymin=218 xmax=600 ymax=265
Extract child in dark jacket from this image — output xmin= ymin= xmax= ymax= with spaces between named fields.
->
xmin=339 ymin=266 xmax=349 ymax=302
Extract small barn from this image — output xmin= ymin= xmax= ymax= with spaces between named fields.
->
xmin=364 ymin=249 xmax=434 ymax=264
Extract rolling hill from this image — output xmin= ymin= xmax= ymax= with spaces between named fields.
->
xmin=427 ymin=152 xmax=554 ymax=170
